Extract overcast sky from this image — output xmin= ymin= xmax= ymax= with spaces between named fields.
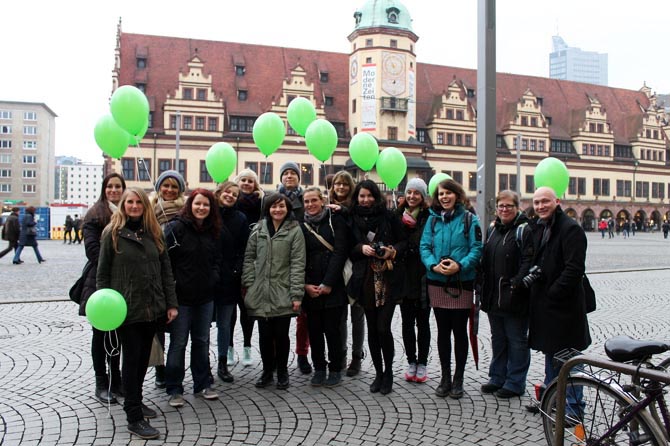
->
xmin=3 ymin=0 xmax=668 ymax=163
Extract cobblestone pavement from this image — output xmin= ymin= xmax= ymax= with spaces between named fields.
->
xmin=0 ymin=233 xmax=669 ymax=445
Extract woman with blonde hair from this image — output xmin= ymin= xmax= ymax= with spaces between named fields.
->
xmin=97 ymin=187 xmax=178 ymax=439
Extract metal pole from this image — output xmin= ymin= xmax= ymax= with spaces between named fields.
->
xmin=175 ymin=111 xmax=181 ymax=168
xmin=516 ymin=133 xmax=522 ymax=195
xmin=476 ymin=0 xmax=497 ymax=224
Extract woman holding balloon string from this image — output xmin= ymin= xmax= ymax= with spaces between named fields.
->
xmin=97 ymin=187 xmax=178 ymax=440
xmin=213 ymin=181 xmax=250 ymax=380
xmin=346 ymin=180 xmax=407 ymax=395
xmin=163 ymin=189 xmax=222 ymax=406
xmin=80 ymin=172 xmax=126 ymax=405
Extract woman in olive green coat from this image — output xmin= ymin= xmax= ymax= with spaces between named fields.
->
xmin=242 ymin=193 xmax=305 ymax=390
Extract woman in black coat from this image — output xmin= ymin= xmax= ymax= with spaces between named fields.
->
xmin=81 ymin=172 xmax=126 ymax=404
xmin=213 ymin=181 xmax=250 ymax=381
xmin=347 ymin=180 xmax=407 ymax=395
xmin=12 ymin=206 xmax=45 ymax=264
xmin=301 ymin=187 xmax=349 ymax=387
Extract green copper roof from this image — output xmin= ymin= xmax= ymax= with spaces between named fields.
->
xmin=353 ymin=0 xmax=413 ymax=32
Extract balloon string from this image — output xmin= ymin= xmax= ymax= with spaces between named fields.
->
xmin=322 ymin=163 xmax=330 ymax=205
xmin=392 ymin=190 xmax=397 ymax=210
xmin=104 ymin=330 xmax=120 ymax=417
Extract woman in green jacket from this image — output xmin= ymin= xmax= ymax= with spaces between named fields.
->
xmin=242 ymin=192 xmax=306 ymax=390
xmin=97 ymin=187 xmax=178 ymax=440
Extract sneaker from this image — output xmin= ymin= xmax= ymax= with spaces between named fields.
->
xmin=242 ymin=347 xmax=253 ymax=367
xmin=127 ymin=420 xmax=159 ymax=440
xmin=195 ymin=387 xmax=219 ymax=400
xmin=168 ymin=393 xmax=185 ymax=408
xmin=311 ymin=370 xmax=327 ymax=387
xmin=297 ymin=355 xmax=312 ymax=374
xmin=141 ymin=403 xmax=157 ymax=419
xmin=324 ymin=371 xmax=342 ymax=388
xmin=227 ymin=347 xmax=235 ymax=366
xmin=415 ymin=364 xmax=428 ymax=383
xmin=405 ymin=363 xmax=417 ymax=382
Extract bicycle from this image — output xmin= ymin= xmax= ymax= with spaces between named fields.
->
xmin=541 ymin=335 xmax=670 ymax=445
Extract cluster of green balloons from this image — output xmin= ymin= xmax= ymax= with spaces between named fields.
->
xmin=86 ymin=288 xmax=127 ymax=331
xmin=94 ymin=85 xmax=150 ymax=159
xmin=206 ymin=142 xmax=237 ymax=182
xmin=534 ymin=157 xmax=570 ymax=197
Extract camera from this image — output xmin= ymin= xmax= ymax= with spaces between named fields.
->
xmin=371 ymin=241 xmax=386 ymax=257
xmin=521 ymin=265 xmax=542 ymax=288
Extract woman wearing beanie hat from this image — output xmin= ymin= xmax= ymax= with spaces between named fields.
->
xmin=153 ymin=170 xmax=186 ymax=227
xmin=235 ymin=169 xmax=264 ymax=226
xmin=396 ymin=177 xmax=432 ymax=384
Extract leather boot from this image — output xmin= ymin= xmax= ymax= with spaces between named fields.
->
xmin=255 ymin=370 xmax=274 ymax=388
xmin=217 ymin=358 xmax=234 ymax=383
xmin=450 ymin=373 xmax=464 ymax=399
xmin=380 ymin=369 xmax=394 ymax=395
xmin=369 ymin=373 xmax=383 ymax=393
xmin=95 ymin=375 xmax=118 ymax=404
xmin=346 ymin=353 xmax=364 ymax=377
xmin=435 ymin=368 xmax=452 ymax=398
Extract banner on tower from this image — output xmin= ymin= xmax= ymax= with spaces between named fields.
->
xmin=361 ymin=64 xmax=377 ymax=131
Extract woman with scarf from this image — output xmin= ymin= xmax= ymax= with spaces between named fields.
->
xmin=328 ymin=171 xmax=365 ymax=376
xmin=213 ymin=181 xmax=250 ymax=381
xmin=300 ymin=187 xmax=349 ymax=387
xmin=242 ymin=193 xmax=306 ymax=390
xmin=396 ymin=178 xmax=432 ymax=384
xmin=346 ymin=180 xmax=406 ymax=395
xmin=420 ymin=179 xmax=482 ymax=399
xmin=80 ymin=173 xmax=126 ymax=404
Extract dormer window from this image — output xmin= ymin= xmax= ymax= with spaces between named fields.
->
xmin=354 ymin=12 xmax=362 ymax=26
xmin=325 ymin=96 xmax=334 ymax=106
xmin=135 ymin=83 xmax=146 ymax=93
xmin=136 ymin=58 xmax=147 ymax=69
xmin=183 ymin=88 xmax=193 ymax=100
xmin=238 ymin=90 xmax=248 ymax=101
xmin=235 ymin=65 xmax=245 ymax=76
xmin=320 ymin=72 xmax=329 ymax=83
xmin=386 ymin=7 xmax=400 ymax=24
xmin=390 ymin=39 xmax=398 ymax=49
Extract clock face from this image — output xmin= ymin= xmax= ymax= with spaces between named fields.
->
xmin=350 ymin=59 xmax=358 ymax=79
xmin=383 ymin=54 xmax=404 ymax=76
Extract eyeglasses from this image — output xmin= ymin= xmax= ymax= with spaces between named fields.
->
xmin=333 ymin=182 xmax=349 ymax=187
xmin=497 ymin=204 xmax=516 ymax=210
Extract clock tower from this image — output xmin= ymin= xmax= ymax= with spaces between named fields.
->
xmin=348 ymin=1 xmax=418 ymax=142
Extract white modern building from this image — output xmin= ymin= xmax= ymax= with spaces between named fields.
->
xmin=549 ymin=35 xmax=608 ymax=86
xmin=55 ymin=158 xmax=103 ymax=206
xmin=0 ymin=101 xmax=56 ymax=206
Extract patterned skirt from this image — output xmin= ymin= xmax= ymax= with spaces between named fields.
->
xmin=428 ymin=285 xmax=473 ymax=310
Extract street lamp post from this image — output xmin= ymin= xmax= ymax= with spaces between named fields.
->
xmin=632 ymin=160 xmax=639 ymax=201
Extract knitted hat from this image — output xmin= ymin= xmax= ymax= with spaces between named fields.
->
xmin=155 ymin=170 xmax=185 ymax=193
xmin=280 ymin=161 xmax=301 ymax=181
xmin=234 ymin=168 xmax=260 ymax=185
xmin=405 ymin=177 xmax=428 ymax=199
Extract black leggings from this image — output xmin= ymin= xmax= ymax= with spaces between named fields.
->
xmin=91 ymin=327 xmax=121 ymax=377
xmin=307 ymin=306 xmax=344 ymax=372
xmin=400 ymin=302 xmax=431 ymax=365
xmin=230 ymin=299 xmax=254 ymax=347
xmin=433 ymin=308 xmax=470 ymax=377
xmin=364 ymin=302 xmax=396 ymax=374
xmin=257 ymin=316 xmax=291 ymax=374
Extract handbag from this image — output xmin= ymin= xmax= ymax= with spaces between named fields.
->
xmin=583 ymin=274 xmax=596 ymax=313
xmin=148 ymin=335 xmax=164 ymax=367
xmin=69 ymin=260 xmax=95 ymax=304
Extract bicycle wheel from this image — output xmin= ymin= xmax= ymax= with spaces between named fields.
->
xmin=541 ymin=375 xmax=662 ymax=445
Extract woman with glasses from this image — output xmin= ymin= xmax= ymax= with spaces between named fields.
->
xmin=480 ymin=190 xmax=534 ymax=398
xmin=420 ymin=179 xmax=482 ymax=399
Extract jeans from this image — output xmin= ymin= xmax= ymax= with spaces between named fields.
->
xmin=400 ymin=302 xmax=431 ymax=365
xmin=117 ymin=321 xmax=155 ymax=423
xmin=13 ymin=244 xmax=44 ymax=263
xmin=487 ymin=313 xmax=530 ymax=394
xmin=307 ymin=305 xmax=344 ymax=372
xmin=544 ymin=353 xmax=585 ymax=417
xmin=340 ymin=303 xmax=366 ymax=359
xmin=295 ymin=310 xmax=310 ymax=356
xmin=165 ymin=301 xmax=214 ymax=395
xmin=215 ymin=302 xmax=235 ymax=358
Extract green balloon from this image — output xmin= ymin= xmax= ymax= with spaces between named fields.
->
xmin=85 ymin=288 xmax=127 ymax=331
xmin=252 ymin=112 xmax=285 ymax=156
xmin=534 ymin=157 xmax=570 ymax=197
xmin=206 ymin=142 xmax=237 ymax=182
xmin=305 ymin=119 xmax=338 ymax=162
xmin=110 ymin=85 xmax=150 ymax=136
xmin=376 ymin=147 xmax=407 ymax=189
xmin=94 ymin=114 xmax=130 ymax=159
xmin=287 ymin=97 xmax=317 ymax=136
xmin=428 ymin=172 xmax=452 ymax=196
xmin=128 ymin=118 xmax=149 ymax=147
xmin=349 ymin=133 xmax=379 ymax=171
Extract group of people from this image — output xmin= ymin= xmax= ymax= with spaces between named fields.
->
xmin=76 ymin=160 xmax=591 ymax=440
xmin=0 ymin=206 xmax=46 ymax=264
xmin=63 ymin=214 xmax=83 ymax=244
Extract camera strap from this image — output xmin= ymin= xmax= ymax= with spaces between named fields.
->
xmin=305 ymin=224 xmax=334 ymax=252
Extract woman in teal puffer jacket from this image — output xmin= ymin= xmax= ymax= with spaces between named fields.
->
xmin=420 ymin=179 xmax=482 ymax=400
xmin=242 ymin=193 xmax=305 ymax=390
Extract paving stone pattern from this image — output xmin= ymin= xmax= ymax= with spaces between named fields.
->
xmin=0 ymin=234 xmax=669 ymax=445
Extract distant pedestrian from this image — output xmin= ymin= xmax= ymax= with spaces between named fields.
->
xmin=64 ymin=215 xmax=74 ymax=244
xmin=13 ymin=206 xmax=45 ymax=264
xmin=73 ymin=214 xmax=82 ymax=244
xmin=623 ymin=220 xmax=630 ymax=238
xmin=598 ymin=219 xmax=607 ymax=238
xmin=607 ymin=217 xmax=614 ymax=238
xmin=0 ymin=207 xmax=20 ymax=260
xmin=631 ymin=220 xmax=637 ymax=236
xmin=662 ymin=221 xmax=670 ymax=239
